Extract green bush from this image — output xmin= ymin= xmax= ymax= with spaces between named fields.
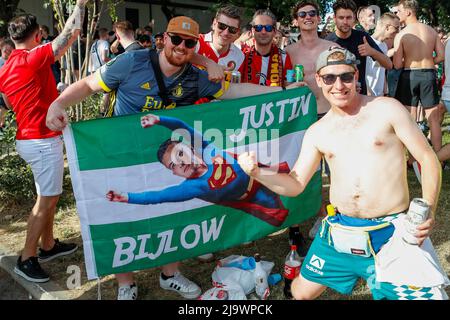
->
xmin=0 ymin=111 xmax=17 ymax=156
xmin=0 ymin=154 xmax=36 ymax=204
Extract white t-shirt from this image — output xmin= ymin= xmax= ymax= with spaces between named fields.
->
xmin=441 ymin=40 xmax=450 ymax=101
xmin=365 ymin=38 xmax=388 ymax=96
xmin=89 ymin=39 xmax=110 ymax=73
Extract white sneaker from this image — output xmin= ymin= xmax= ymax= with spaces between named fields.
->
xmin=159 ymin=272 xmax=201 ymax=299
xmin=117 ymin=283 xmax=138 ymax=300
xmin=197 ymin=253 xmax=215 ymax=263
xmin=308 ymin=216 xmax=325 ymax=239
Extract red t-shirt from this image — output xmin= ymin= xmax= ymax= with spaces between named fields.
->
xmin=0 ymin=43 xmax=60 ymax=140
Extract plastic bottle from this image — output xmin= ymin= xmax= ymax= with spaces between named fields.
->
xmin=283 ymin=245 xmax=302 ymax=299
xmin=254 ymin=254 xmax=270 ymax=300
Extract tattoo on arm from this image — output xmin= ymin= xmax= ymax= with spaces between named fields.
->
xmin=52 ymin=4 xmax=86 ymax=59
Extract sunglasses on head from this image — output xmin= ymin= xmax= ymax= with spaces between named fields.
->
xmin=297 ymin=10 xmax=318 ymax=18
xmin=217 ymin=21 xmax=239 ymax=34
xmin=320 ymin=72 xmax=355 ymax=85
xmin=168 ymin=33 xmax=198 ymax=49
xmin=252 ymin=24 xmax=275 ymax=32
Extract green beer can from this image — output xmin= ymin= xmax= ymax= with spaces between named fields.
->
xmin=294 ymin=64 xmax=304 ymax=82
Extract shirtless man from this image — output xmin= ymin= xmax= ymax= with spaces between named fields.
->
xmin=393 ymin=0 xmax=445 ymax=152
xmin=286 ymin=1 xmax=336 ymax=118
xmin=286 ymin=1 xmax=337 ymax=241
xmin=238 ymin=47 xmax=448 ymax=300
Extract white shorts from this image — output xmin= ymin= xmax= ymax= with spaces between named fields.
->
xmin=16 ymin=136 xmax=64 ymax=196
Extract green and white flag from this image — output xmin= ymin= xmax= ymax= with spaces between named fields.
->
xmin=64 ymin=87 xmax=322 ymax=279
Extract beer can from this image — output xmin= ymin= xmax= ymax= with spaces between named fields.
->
xmin=225 ymin=70 xmax=241 ymax=83
xmin=294 ymin=64 xmax=304 ymax=82
xmin=231 ymin=70 xmax=241 ymax=83
xmin=402 ymin=198 xmax=430 ymax=245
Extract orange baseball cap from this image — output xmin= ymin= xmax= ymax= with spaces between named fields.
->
xmin=166 ymin=16 xmax=199 ymax=39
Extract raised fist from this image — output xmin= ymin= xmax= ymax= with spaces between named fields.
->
xmin=141 ymin=114 xmax=160 ymax=128
xmin=106 ymin=190 xmax=128 ymax=203
xmin=238 ymin=151 xmax=260 ymax=177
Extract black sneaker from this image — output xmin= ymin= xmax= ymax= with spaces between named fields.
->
xmin=38 ymin=239 xmax=78 ymax=263
xmin=14 ymin=256 xmax=50 ymax=283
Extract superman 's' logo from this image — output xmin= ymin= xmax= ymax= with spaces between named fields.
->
xmin=207 ymin=156 xmax=237 ymax=189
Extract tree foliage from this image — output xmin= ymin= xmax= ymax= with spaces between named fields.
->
xmin=0 ymin=0 xmax=21 ymax=37
xmin=213 ymin=0 xmax=450 ymax=31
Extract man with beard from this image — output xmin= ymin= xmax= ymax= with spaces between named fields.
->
xmin=241 ymin=9 xmax=293 ymax=87
xmin=46 ymin=16 xmax=303 ymax=300
xmin=326 ymin=0 xmax=391 ymax=95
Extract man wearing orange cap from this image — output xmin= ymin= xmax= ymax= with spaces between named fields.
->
xmin=46 ymin=16 xmax=304 ymax=300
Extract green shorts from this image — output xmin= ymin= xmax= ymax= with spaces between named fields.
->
xmin=301 ymin=214 xmax=447 ymax=300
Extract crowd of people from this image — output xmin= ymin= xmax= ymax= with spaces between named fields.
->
xmin=0 ymin=0 xmax=449 ymax=300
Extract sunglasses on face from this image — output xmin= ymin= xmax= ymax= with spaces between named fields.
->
xmin=168 ymin=33 xmax=198 ymax=49
xmin=217 ymin=21 xmax=239 ymax=34
xmin=320 ymin=72 xmax=355 ymax=85
xmin=253 ymin=24 xmax=275 ymax=32
xmin=297 ymin=10 xmax=318 ymax=18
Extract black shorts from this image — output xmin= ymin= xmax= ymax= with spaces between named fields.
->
xmin=395 ymin=69 xmax=439 ymax=108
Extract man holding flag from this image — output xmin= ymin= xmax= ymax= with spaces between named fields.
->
xmin=46 ymin=16 xmax=304 ymax=300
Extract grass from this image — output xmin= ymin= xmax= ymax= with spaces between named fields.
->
xmin=0 ymin=116 xmax=449 ymax=300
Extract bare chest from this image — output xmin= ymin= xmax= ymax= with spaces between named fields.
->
xmin=318 ymin=117 xmax=394 ymax=162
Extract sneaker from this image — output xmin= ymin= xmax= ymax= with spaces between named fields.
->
xmin=308 ymin=216 xmax=325 ymax=239
xmin=14 ymin=256 xmax=50 ymax=283
xmin=159 ymin=272 xmax=201 ymax=299
xmin=38 ymin=238 xmax=78 ymax=263
xmin=117 ymin=283 xmax=138 ymax=300
xmin=412 ymin=161 xmax=421 ymax=184
xmin=197 ymin=253 xmax=215 ymax=263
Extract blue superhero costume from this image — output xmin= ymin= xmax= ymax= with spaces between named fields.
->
xmin=127 ymin=116 xmax=289 ymax=226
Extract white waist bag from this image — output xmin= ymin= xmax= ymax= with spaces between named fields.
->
xmin=323 ymin=218 xmax=391 ymax=258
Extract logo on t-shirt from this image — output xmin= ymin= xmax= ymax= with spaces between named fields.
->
xmin=227 ymin=61 xmax=237 ymax=71
xmin=171 ymin=83 xmax=183 ymax=97
xmin=140 ymin=82 xmax=151 ymax=90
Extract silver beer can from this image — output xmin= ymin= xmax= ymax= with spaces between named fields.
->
xmin=225 ymin=70 xmax=241 ymax=83
xmin=402 ymin=198 xmax=430 ymax=245
xmin=231 ymin=70 xmax=241 ymax=83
